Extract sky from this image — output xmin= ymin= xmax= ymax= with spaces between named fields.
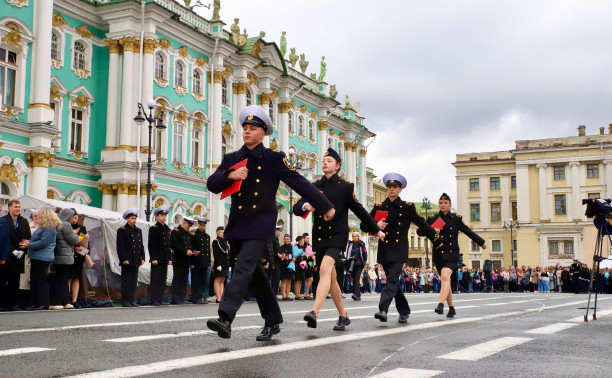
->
xmin=194 ymin=0 xmax=612 ymax=203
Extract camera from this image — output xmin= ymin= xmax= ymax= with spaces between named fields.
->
xmin=582 ymin=198 xmax=612 ymax=218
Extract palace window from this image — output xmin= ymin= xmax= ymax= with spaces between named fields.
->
xmin=175 ymin=61 xmax=185 ymax=88
xmin=587 ymin=164 xmax=599 ymax=178
xmin=491 ymin=203 xmax=501 ymax=221
xmin=192 ymin=70 xmax=202 ymax=95
xmin=288 ymin=111 xmax=294 ymax=133
xmin=554 ymin=194 xmax=566 ymax=215
xmin=269 ymin=102 xmax=275 ymax=124
xmin=51 ymin=31 xmax=59 ymax=61
xmin=0 ymin=182 xmax=11 ymax=206
xmin=471 ymin=240 xmax=480 ymax=252
xmin=491 ymin=240 xmax=501 ymax=252
xmin=298 ymin=116 xmax=305 ymax=136
xmin=154 ymin=52 xmax=165 ymax=79
xmin=511 ymin=175 xmax=516 ymax=189
xmin=588 ymin=192 xmax=600 ymax=199
xmin=0 ymin=47 xmax=17 ymax=106
xmin=469 ymin=178 xmax=479 ymax=191
xmin=172 ymin=123 xmax=184 ymax=164
xmin=246 ymin=89 xmax=252 ymax=106
xmin=338 ymin=142 xmax=344 ymax=159
xmin=155 ymin=128 xmax=164 ymax=160
xmin=327 ymin=137 xmax=333 ymax=149
xmin=221 ymin=78 xmax=228 ymax=105
xmin=553 ymin=166 xmax=565 ymax=180
xmin=512 ymin=201 xmax=517 ymax=220
xmin=73 ymin=41 xmax=86 ymax=70
xmin=548 ymin=240 xmax=574 ymax=257
xmin=490 ymin=176 xmax=500 ymax=190
xmin=70 ymin=108 xmax=84 ymax=152
xmin=192 ymin=128 xmax=201 ymax=168
xmin=308 ymin=120 xmax=315 ymax=140
xmin=470 ymin=203 xmax=480 ymax=221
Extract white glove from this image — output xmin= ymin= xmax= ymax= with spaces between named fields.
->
xmin=11 ymin=250 xmax=24 ymax=259
xmin=217 ymin=266 xmax=222 ymax=272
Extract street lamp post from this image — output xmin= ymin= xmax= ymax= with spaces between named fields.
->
xmin=133 ymin=99 xmax=166 ymax=222
xmin=503 ymin=218 xmax=520 ymax=267
xmin=421 ymin=197 xmax=431 ymax=268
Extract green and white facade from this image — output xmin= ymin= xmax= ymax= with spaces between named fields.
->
xmin=0 ymin=0 xmax=376 ymax=236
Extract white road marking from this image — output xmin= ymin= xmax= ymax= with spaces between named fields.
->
xmin=0 ymin=347 xmax=55 ymax=357
xmin=369 ymin=368 xmax=444 ymax=378
xmin=437 ymin=337 xmax=533 ymax=361
xmin=525 ymin=322 xmax=578 ymax=334
xmin=66 ymin=299 xmax=593 ymax=378
xmin=294 ymin=306 xmax=479 ymax=324
xmin=103 ymin=326 xmax=261 ymax=343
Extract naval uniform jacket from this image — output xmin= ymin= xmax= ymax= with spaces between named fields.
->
xmin=418 ymin=211 xmax=484 ymax=265
xmin=148 ymin=221 xmax=172 ymax=264
xmin=207 ymin=143 xmax=333 ymax=241
xmin=116 ymin=223 xmax=145 ymax=267
xmin=294 ymin=173 xmax=379 ymax=252
xmin=170 ymin=227 xmax=192 ymax=267
xmin=0 ymin=214 xmax=31 ymax=274
xmin=190 ymin=229 xmax=211 ymax=270
xmin=364 ymin=197 xmax=437 ymax=265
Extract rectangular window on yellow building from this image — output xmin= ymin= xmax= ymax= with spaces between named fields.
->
xmin=554 ymin=194 xmax=566 ymax=215
xmin=492 ymin=240 xmax=501 ymax=251
xmin=587 ymin=164 xmax=599 ymax=178
xmin=490 ymin=177 xmax=500 ymax=190
xmin=470 ymin=204 xmax=480 ymax=221
xmin=471 ymin=241 xmax=479 ymax=251
xmin=469 ymin=178 xmax=479 ymax=191
xmin=511 ymin=175 xmax=516 ymax=189
xmin=512 ymin=202 xmax=517 ymax=220
xmin=491 ymin=203 xmax=501 ymax=221
xmin=553 ymin=166 xmax=565 ymax=180
xmin=588 ymin=192 xmax=600 ymax=199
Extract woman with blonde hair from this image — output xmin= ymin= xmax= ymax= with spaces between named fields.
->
xmin=27 ymin=208 xmax=61 ymax=310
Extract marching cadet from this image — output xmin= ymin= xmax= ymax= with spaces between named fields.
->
xmin=295 ymin=148 xmax=384 ymax=331
xmin=148 ymin=206 xmax=171 ymax=306
xmin=116 ymin=208 xmax=145 ymax=307
xmin=419 ymin=193 xmax=486 ymax=317
xmin=365 ymin=173 xmax=438 ymax=323
xmin=170 ymin=216 xmax=196 ymax=305
xmin=190 ymin=216 xmax=211 ymax=304
xmin=265 ymin=225 xmax=283 ymax=296
xmin=206 ymin=105 xmax=334 ymax=341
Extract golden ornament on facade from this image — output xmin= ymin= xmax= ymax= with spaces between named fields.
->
xmin=309 ymin=158 xmax=316 ymax=169
xmin=154 ymin=99 xmax=166 ymax=117
xmin=2 ymin=22 xmax=22 ymax=51
xmin=154 ymin=198 xmax=165 ymax=208
xmin=73 ymin=151 xmax=84 ymax=159
xmin=6 ymin=0 xmax=28 ymax=8
xmin=193 ymin=114 xmax=204 ymax=130
xmin=213 ymin=70 xmax=225 ymax=84
xmin=251 ymin=40 xmax=262 ymax=58
xmin=310 ymin=111 xmax=317 ymax=119
xmin=174 ymin=85 xmax=187 ymax=96
xmin=318 ymin=121 xmax=329 ymax=130
xmin=173 ymin=162 xmax=186 ymax=171
xmin=178 ymin=46 xmax=189 ymax=58
xmin=360 ymin=149 xmax=367 ymax=157
xmin=221 ymin=123 xmax=232 ymax=137
xmin=192 ymin=167 xmax=203 ymax=175
xmin=279 ymin=102 xmax=295 ymax=113
xmin=159 ymin=38 xmax=171 ymax=50
xmin=247 ymin=72 xmax=258 ymax=86
xmin=52 ymin=13 xmax=67 ymax=30
xmin=195 ymin=56 xmax=207 ymax=67
xmin=50 ymin=86 xmax=61 ymax=100
xmin=271 ymin=90 xmax=279 ymax=99
xmin=47 ymin=189 xmax=55 ymax=199
xmin=269 ymin=139 xmax=278 ymax=150
xmin=71 ymin=95 xmax=90 ymax=110
xmin=224 ymin=65 xmax=233 ymax=77
xmin=300 ymin=105 xmax=307 ymax=113
xmin=119 ymin=36 xmax=139 ymax=53
xmin=143 ymin=39 xmax=158 ymax=54
xmin=26 ymin=151 xmax=55 ymax=168
xmin=76 ymin=25 xmax=94 ymax=39
xmin=176 ymin=110 xmax=187 ymax=123
xmin=0 ymin=162 xmax=18 ymax=183
xmin=234 ymin=82 xmax=249 ymax=95
xmin=193 ymin=204 xmax=202 ymax=215
xmin=259 ymin=93 xmax=271 ymax=106
xmin=154 ymin=77 xmax=168 ymax=87
xmin=329 ymin=129 xmax=336 ymax=136
xmin=339 ymin=133 xmax=345 ymax=141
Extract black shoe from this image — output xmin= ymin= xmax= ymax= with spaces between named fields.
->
xmin=131 ymin=302 xmax=140 ymax=307
xmin=122 ymin=302 xmax=132 ymax=308
xmin=333 ymin=315 xmax=351 ymax=331
xmin=72 ymin=302 xmax=82 ymax=309
xmin=215 ymin=299 xmax=221 ymax=303
xmin=282 ymin=297 xmax=293 ymax=301
xmin=447 ymin=306 xmax=456 ymax=318
xmin=255 ymin=324 xmax=281 ymax=341
xmin=435 ymin=303 xmax=444 ymax=314
xmin=151 ymin=301 xmax=161 ymax=307
xmin=171 ymin=301 xmax=186 ymax=305
xmin=295 ymin=296 xmax=305 ymax=301
xmin=191 ymin=299 xmax=205 ymax=304
xmin=304 ymin=311 xmax=317 ymax=328
xmin=398 ymin=314 xmax=409 ymax=323
xmin=374 ymin=310 xmax=388 ymax=322
xmin=31 ymin=305 xmax=48 ymax=311
xmin=351 ymin=294 xmax=359 ymax=301
xmin=207 ymin=318 xmax=232 ymax=339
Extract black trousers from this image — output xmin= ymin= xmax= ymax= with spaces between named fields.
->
xmin=50 ymin=264 xmax=71 ymax=306
xmin=379 ymin=262 xmax=410 ymax=315
xmin=351 ymin=263 xmax=364 ymax=298
xmin=172 ymin=262 xmax=189 ymax=303
xmin=30 ymin=259 xmax=50 ymax=308
xmin=219 ymin=240 xmax=282 ymax=326
xmin=0 ymin=269 xmax=20 ymax=309
xmin=267 ymin=267 xmax=280 ymax=295
xmin=121 ymin=265 xmax=138 ymax=304
xmin=190 ymin=268 xmax=207 ymax=301
xmin=149 ymin=263 xmax=168 ymax=304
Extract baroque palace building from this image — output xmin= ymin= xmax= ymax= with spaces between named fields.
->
xmin=0 ymin=0 xmax=376 ymax=236
xmin=453 ymin=125 xmax=612 ymax=269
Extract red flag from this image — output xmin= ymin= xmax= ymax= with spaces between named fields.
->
xmin=220 ymin=159 xmax=248 ymax=200
xmin=300 ymin=211 xmax=311 ymax=219
xmin=431 ymin=217 xmax=446 ymax=230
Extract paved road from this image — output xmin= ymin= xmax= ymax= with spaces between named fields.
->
xmin=0 ymin=293 xmax=610 ymax=377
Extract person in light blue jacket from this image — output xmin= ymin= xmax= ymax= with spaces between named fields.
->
xmin=27 ymin=208 xmax=61 ymax=310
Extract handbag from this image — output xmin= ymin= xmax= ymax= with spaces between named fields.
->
xmin=84 ymin=254 xmax=94 ymax=269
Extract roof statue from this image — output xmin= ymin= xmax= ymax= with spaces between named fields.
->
xmin=299 ymin=54 xmax=309 ymax=74
xmin=259 ymin=31 xmax=266 ymax=38
xmin=184 ymin=0 xmax=192 ymax=7
xmin=230 ymin=19 xmax=247 ymax=46
xmin=211 ymin=0 xmax=221 ymax=21
xmin=280 ymin=31 xmax=287 ymax=57
xmin=345 ymin=95 xmax=352 ymax=109
xmin=317 ymin=56 xmax=326 ymax=82
xmin=329 ymin=85 xmax=338 ymax=100
xmin=289 ymin=48 xmax=298 ymax=68
xmin=310 ymin=73 xmax=317 ymax=80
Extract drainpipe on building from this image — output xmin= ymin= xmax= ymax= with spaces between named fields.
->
xmin=136 ymin=1 xmax=146 ymax=212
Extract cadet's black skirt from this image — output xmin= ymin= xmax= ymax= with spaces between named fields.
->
xmin=213 ymin=267 xmax=228 ymax=279
xmin=68 ymin=254 xmax=85 ymax=279
xmin=434 ymin=259 xmax=458 ymax=273
xmin=294 ymin=268 xmax=305 ymax=282
xmin=280 ymin=265 xmax=294 ymax=280
xmin=315 ymin=248 xmax=342 ymax=268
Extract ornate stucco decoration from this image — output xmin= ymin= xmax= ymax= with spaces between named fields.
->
xmin=247 ymin=72 xmax=258 ymax=86
xmin=154 ymin=77 xmax=168 ymax=87
xmin=76 ymin=25 xmax=94 ymax=40
xmin=173 ymin=161 xmax=186 ymax=171
xmin=310 ymin=111 xmax=317 ymax=119
xmin=26 ymin=151 xmax=55 ymax=168
xmin=6 ymin=0 xmax=28 ymax=8
xmin=71 ymin=95 xmax=90 ymax=110
xmin=159 ymin=38 xmax=171 ymax=51
xmin=174 ymin=85 xmax=187 ymax=96
xmin=298 ymin=135 xmax=306 ymax=142
xmin=178 ymin=46 xmax=189 ymax=58
xmin=360 ymin=149 xmax=367 ymax=157
xmin=259 ymin=93 xmax=271 ymax=106
xmin=300 ymin=105 xmax=307 ymax=114
xmin=105 ymin=39 xmax=121 ymax=54
xmin=154 ymin=99 xmax=166 ymax=117
xmin=339 ymin=133 xmax=345 ymax=141
xmin=221 ymin=123 xmax=232 ymax=137
xmin=52 ymin=13 xmax=67 ymax=30
xmin=119 ymin=36 xmax=138 ymax=53
xmin=193 ymin=113 xmax=205 ymax=130
xmin=143 ymin=39 xmax=158 ymax=54
xmin=192 ymin=167 xmax=203 ymax=175
xmin=329 ymin=129 xmax=336 ymax=136
xmin=2 ymin=22 xmax=22 ymax=51
xmin=269 ymin=139 xmax=278 ymax=150
xmin=0 ymin=162 xmax=18 ymax=182
xmin=154 ymin=198 xmax=165 ymax=208
xmin=175 ymin=110 xmax=187 ymax=123
xmin=195 ymin=56 xmax=207 ymax=68
xmin=50 ymin=86 xmax=61 ymax=101
xmin=309 ymin=138 xmax=316 ymax=145
xmin=318 ymin=121 xmax=329 ymax=130
xmin=193 ymin=204 xmax=203 ymax=215
xmin=279 ymin=102 xmax=295 ymax=113
xmin=309 ymin=158 xmax=316 ymax=169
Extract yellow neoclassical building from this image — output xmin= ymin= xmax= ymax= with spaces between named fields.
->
xmin=453 ymin=126 xmax=612 ymax=269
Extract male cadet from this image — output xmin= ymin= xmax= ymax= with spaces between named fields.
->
xmin=171 ymin=216 xmax=196 ymax=304
xmin=190 ymin=216 xmax=211 ymax=304
xmin=296 ymin=148 xmax=383 ymax=331
xmin=363 ymin=173 xmax=437 ymax=323
xmin=148 ymin=206 xmax=171 ymax=306
xmin=265 ymin=225 xmax=283 ymax=296
xmin=117 ymin=208 xmax=145 ymax=307
xmin=206 ymin=105 xmax=334 ymax=341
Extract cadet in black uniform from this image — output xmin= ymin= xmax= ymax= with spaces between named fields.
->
xmin=264 ymin=226 xmax=282 ymax=296
xmin=420 ymin=193 xmax=486 ymax=317
xmin=206 ymin=105 xmax=334 ymax=341
xmin=212 ymin=226 xmax=229 ymax=303
xmin=148 ymin=206 xmax=171 ymax=306
xmin=116 ymin=208 xmax=145 ymax=307
xmin=365 ymin=173 xmax=438 ymax=323
xmin=190 ymin=216 xmax=211 ymax=304
xmin=296 ymin=148 xmax=384 ymax=331
xmin=170 ymin=216 xmax=196 ymax=305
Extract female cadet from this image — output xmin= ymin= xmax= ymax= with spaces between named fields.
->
xmin=212 ymin=226 xmax=229 ymax=303
xmin=278 ymin=234 xmax=294 ymax=300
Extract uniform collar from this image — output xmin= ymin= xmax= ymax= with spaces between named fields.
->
xmin=322 ymin=173 xmax=341 ymax=183
xmin=383 ymin=196 xmax=403 ymax=206
xmin=236 ymin=143 xmax=266 ymax=159
xmin=439 ymin=211 xmax=452 ymax=218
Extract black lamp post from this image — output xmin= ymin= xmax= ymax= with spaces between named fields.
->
xmin=503 ymin=218 xmax=520 ymax=267
xmin=287 ymin=147 xmax=304 ymax=241
xmin=421 ymin=197 xmax=431 ymax=268
xmin=133 ymin=99 xmax=166 ymax=222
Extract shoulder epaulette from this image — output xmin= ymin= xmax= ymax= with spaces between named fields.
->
xmin=375 ymin=202 xmax=381 ymax=207
xmin=151 ymin=224 xmax=157 ymax=228
xmin=346 ymin=180 xmax=353 ymax=184
xmin=120 ymin=226 xmax=126 ymax=229
xmin=457 ymin=214 xmax=462 ymax=219
xmin=407 ymin=202 xmax=413 ymax=206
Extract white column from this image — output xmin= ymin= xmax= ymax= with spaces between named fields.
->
xmin=119 ymin=38 xmax=137 ymax=148
xmin=30 ymin=167 xmax=49 ymax=198
xmin=605 ymin=160 xmax=612 ymax=198
xmin=131 ymin=47 xmax=142 ymax=147
xmin=480 ymin=174 xmax=490 ymax=227
xmin=359 ymin=149 xmax=367 ymax=204
xmin=516 ymin=164 xmax=530 ymax=222
xmin=501 ymin=175 xmax=510 ymax=221
xmin=570 ymin=162 xmax=581 ymax=220
xmin=27 ymin=0 xmax=54 ymax=123
xmin=116 ymin=183 xmax=130 ymax=213
xmin=140 ymin=40 xmax=156 ymax=148
xmin=211 ymin=70 xmax=225 ymax=230
xmin=234 ymin=82 xmax=247 ymax=150
xmin=537 ymin=163 xmax=548 ymax=221
xmin=260 ymin=97 xmax=270 ymax=148
xmin=279 ymin=103 xmax=290 ymax=153
xmin=102 ymin=194 xmax=114 ymax=211
xmin=318 ymin=122 xmax=328 ymax=175
xmin=105 ymin=40 xmax=121 ymax=148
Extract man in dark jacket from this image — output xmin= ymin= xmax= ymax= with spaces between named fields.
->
xmin=346 ymin=232 xmax=367 ymax=301
xmin=148 ymin=206 xmax=171 ymax=306
xmin=265 ymin=225 xmax=282 ymax=296
xmin=190 ymin=216 xmax=211 ymax=304
xmin=117 ymin=208 xmax=145 ymax=307
xmin=0 ymin=199 xmax=31 ymax=311
xmin=171 ymin=216 xmax=196 ymax=305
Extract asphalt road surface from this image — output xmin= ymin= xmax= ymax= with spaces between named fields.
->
xmin=0 ymin=293 xmax=610 ymax=377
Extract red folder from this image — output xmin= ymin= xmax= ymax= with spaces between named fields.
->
xmin=374 ymin=211 xmax=388 ymax=221
xmin=431 ymin=217 xmax=446 ymax=230
xmin=300 ymin=211 xmax=311 ymax=219
xmin=221 ymin=159 xmax=248 ymax=199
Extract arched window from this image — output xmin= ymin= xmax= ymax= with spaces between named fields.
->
xmin=70 ymin=107 xmax=84 ymax=152
xmin=192 ymin=128 xmax=201 ymax=167
xmin=0 ymin=48 xmax=18 ymax=106
xmin=155 ymin=52 xmax=165 ymax=79
xmin=288 ymin=112 xmax=294 ymax=133
xmin=173 ymin=123 xmax=184 ymax=163
xmin=246 ymin=89 xmax=252 ymax=106
xmin=338 ymin=142 xmax=344 ymax=157
xmin=175 ymin=61 xmax=185 ymax=88
xmin=51 ymin=32 xmax=59 ymax=61
xmin=221 ymin=78 xmax=228 ymax=105
xmin=269 ymin=103 xmax=275 ymax=124
xmin=222 ymin=134 xmax=230 ymax=156
xmin=193 ymin=70 xmax=202 ymax=94
xmin=73 ymin=41 xmax=86 ymax=70
xmin=308 ymin=120 xmax=315 ymax=140
xmin=298 ymin=116 xmax=305 ymax=136
xmin=0 ymin=182 xmax=11 ymax=205
xmin=327 ymin=137 xmax=333 ymax=149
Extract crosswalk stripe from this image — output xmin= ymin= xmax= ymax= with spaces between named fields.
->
xmin=437 ymin=337 xmax=533 ymax=361
xmin=524 ymin=322 xmax=578 ymax=334
xmin=369 ymin=368 xmax=445 ymax=378
xmin=103 ymin=326 xmax=261 ymax=343
xmin=0 ymin=347 xmax=55 ymax=357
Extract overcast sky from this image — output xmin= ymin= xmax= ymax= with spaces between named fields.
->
xmin=195 ymin=0 xmax=612 ymax=204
